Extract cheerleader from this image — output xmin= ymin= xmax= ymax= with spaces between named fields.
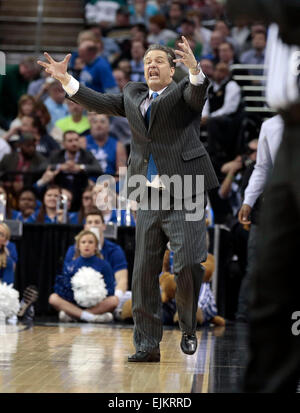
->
xmin=49 ymin=230 xmax=117 ymax=323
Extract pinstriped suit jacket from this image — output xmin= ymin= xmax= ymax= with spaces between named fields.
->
xmin=70 ymin=76 xmax=219 ymax=198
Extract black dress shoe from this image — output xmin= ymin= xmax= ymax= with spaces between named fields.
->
xmin=180 ymin=333 xmax=197 ymax=355
xmin=128 ymin=348 xmax=160 ymax=362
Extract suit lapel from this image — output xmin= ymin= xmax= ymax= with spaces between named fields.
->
xmin=136 ymin=87 xmax=149 ymax=135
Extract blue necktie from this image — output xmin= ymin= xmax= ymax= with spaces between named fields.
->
xmin=146 ymin=92 xmax=159 ymax=182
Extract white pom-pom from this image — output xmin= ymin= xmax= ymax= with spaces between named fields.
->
xmin=71 ymin=267 xmax=108 ymax=308
xmin=0 ymin=282 xmax=20 ymax=319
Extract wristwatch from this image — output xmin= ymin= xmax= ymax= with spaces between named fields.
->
xmin=190 ymin=62 xmax=201 ymax=75
xmin=79 ymin=164 xmax=85 ymax=171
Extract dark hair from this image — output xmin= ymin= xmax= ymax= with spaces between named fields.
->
xmin=219 ymin=41 xmax=235 ymax=52
xmin=85 ymin=208 xmax=104 ymax=224
xmin=36 ymin=184 xmax=61 ymax=223
xmin=34 ymin=100 xmax=51 ymax=127
xmin=24 ymin=114 xmax=46 ymax=136
xmin=63 ymin=130 xmax=80 ymax=140
xmin=144 ymin=44 xmax=176 ymax=68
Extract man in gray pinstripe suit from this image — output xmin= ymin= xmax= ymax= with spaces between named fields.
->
xmin=38 ymin=37 xmax=219 ymax=362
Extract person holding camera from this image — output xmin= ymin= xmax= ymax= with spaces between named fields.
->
xmin=36 ymin=130 xmax=102 ymax=211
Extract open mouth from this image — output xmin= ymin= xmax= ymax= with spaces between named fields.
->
xmin=149 ymin=71 xmax=159 ymax=79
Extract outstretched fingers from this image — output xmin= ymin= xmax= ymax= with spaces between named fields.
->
xmin=44 ymin=52 xmax=56 ymax=63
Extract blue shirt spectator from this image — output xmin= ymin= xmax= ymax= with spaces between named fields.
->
xmin=80 ymin=56 xmax=118 ymax=93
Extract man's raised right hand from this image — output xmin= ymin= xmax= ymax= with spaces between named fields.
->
xmin=37 ymin=52 xmax=71 ymax=86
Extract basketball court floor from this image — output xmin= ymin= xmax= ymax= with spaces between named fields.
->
xmin=0 ymin=321 xmax=248 ymax=393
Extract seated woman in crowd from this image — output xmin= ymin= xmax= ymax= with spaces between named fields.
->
xmin=35 ymin=184 xmax=65 ymax=223
xmin=49 ymin=229 xmax=117 ymax=323
xmin=7 ymin=94 xmax=35 ymax=131
xmin=69 ymin=184 xmax=94 ymax=225
xmin=34 ymin=184 xmax=84 ymax=224
xmin=14 ymin=187 xmax=40 ymax=223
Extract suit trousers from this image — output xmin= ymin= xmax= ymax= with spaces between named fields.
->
xmin=243 ymin=121 xmax=300 ymax=392
xmin=132 ymin=188 xmax=207 ymax=352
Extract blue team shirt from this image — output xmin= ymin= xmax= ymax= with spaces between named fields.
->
xmin=0 ymin=256 xmax=14 ymax=285
xmin=86 ymin=135 xmax=117 ymax=176
xmin=79 ymin=56 xmax=117 ymax=93
xmin=7 ymin=241 xmax=18 ymax=263
xmin=54 ymin=255 xmax=115 ymax=302
xmin=64 ymin=238 xmax=127 ymax=275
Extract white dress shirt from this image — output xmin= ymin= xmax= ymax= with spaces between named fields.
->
xmin=244 ymin=114 xmax=283 ymax=208
xmin=202 ymin=79 xmax=241 ymax=118
xmin=265 ymin=24 xmax=300 ymax=110
xmin=63 ymin=68 xmax=206 ymax=188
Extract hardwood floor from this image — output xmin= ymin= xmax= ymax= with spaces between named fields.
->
xmin=0 ymin=321 xmax=248 ymax=393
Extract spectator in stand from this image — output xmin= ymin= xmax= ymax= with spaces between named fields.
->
xmin=14 ymin=188 xmax=38 ymax=223
xmin=78 ymin=37 xmax=118 ymax=94
xmin=84 ymin=24 xmax=121 ymax=64
xmin=105 ymin=6 xmax=132 ymax=45
xmin=167 ymin=19 xmax=203 ymax=60
xmin=27 ymin=70 xmax=52 ymax=102
xmin=156 ymin=0 xmax=170 ymax=18
xmin=9 ymin=95 xmax=35 ymax=130
xmin=86 ymin=114 xmax=127 ymax=179
xmin=34 ymin=101 xmax=52 ymax=135
xmin=68 ymin=30 xmax=95 ymax=80
xmin=130 ymin=23 xmax=149 ymax=44
xmin=147 ymin=15 xmax=178 ymax=46
xmin=129 ymin=0 xmax=159 ymax=26
xmin=187 ymin=10 xmax=212 ymax=56
xmin=117 ymin=59 xmax=132 ymax=79
xmin=166 ymin=1 xmax=184 ymax=32
xmin=214 ymin=20 xmax=238 ymax=51
xmin=240 ymin=31 xmax=266 ymax=77
xmin=110 ymin=69 xmax=132 ymax=150
xmin=199 ymin=58 xmax=214 ymax=80
xmin=64 ymin=209 xmax=129 ymax=307
xmin=130 ymin=40 xmax=146 ymax=82
xmin=0 ymin=133 xmax=47 ymax=195
xmin=73 ymin=185 xmax=95 ymax=225
xmin=51 ymin=100 xmax=90 ymax=145
xmin=24 ymin=115 xmax=60 ymax=158
xmin=193 ymin=0 xmax=225 ymax=21
xmin=230 ymin=17 xmax=251 ymax=55
xmin=0 ymin=57 xmax=40 ymax=123
xmin=44 ymin=80 xmax=69 ymax=131
xmin=44 ymin=130 xmax=101 ymax=210
xmin=218 ymin=41 xmax=251 ymax=88
xmin=49 ymin=229 xmax=116 ymax=323
xmin=218 ymin=41 xmax=239 ymax=66
xmin=201 ymin=30 xmax=224 ymax=64
xmin=202 ymin=62 xmax=243 ymax=179
xmin=34 ymin=184 xmax=75 ymax=224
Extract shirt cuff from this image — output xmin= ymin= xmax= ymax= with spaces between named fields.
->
xmin=63 ymin=76 xmax=80 ymax=96
xmin=243 ymin=194 xmax=257 ymax=208
xmin=189 ymin=67 xmax=206 ymax=85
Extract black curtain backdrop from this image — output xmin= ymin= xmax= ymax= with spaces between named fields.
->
xmin=13 ymin=224 xmax=136 ymax=316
